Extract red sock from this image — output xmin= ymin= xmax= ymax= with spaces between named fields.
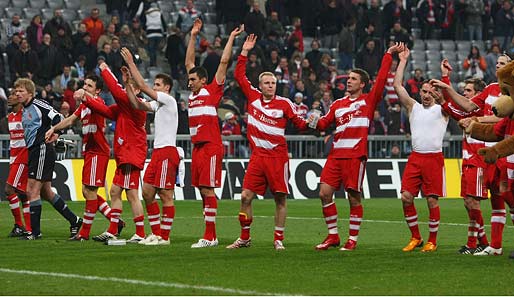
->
xmin=467 ymin=209 xmax=480 ymax=248
xmin=428 ymin=206 xmax=440 ymax=245
xmin=322 ymin=202 xmax=339 ymax=237
xmin=22 ymin=200 xmax=31 ymax=232
xmin=160 ymin=206 xmax=175 ymax=241
xmin=97 ymin=195 xmax=112 ymax=219
xmin=146 ymin=201 xmax=161 ymax=236
xmin=502 ymin=191 xmax=514 ymax=225
xmin=476 ymin=209 xmax=489 ymax=245
xmin=490 ymin=194 xmax=506 ymax=249
xmin=349 ymin=204 xmax=363 ymax=242
xmin=403 ymin=204 xmax=421 ymax=239
xmin=8 ymin=194 xmax=23 ymax=227
xmin=107 ymin=208 xmax=122 ymax=235
xmin=274 ymin=226 xmax=284 ymax=241
xmin=134 ymin=215 xmax=145 ymax=238
xmin=239 ymin=212 xmax=252 ymax=240
xmin=203 ymin=196 xmax=217 ymax=241
xmin=79 ymin=199 xmax=97 ymax=238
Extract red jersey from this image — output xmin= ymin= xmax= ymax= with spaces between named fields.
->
xmin=493 ymin=118 xmax=514 ymax=169
xmin=94 ymin=68 xmax=147 ymax=169
xmin=385 ymin=71 xmax=399 ymax=104
xmin=188 ymin=80 xmax=224 ymax=145
xmin=235 ymin=55 xmax=308 ymax=158
xmin=293 ymin=102 xmax=309 ymax=118
xmin=73 ymin=101 xmax=110 ymax=156
xmin=440 ymin=75 xmax=485 ymax=168
xmin=8 ymin=109 xmax=28 ymax=165
xmin=317 ymin=52 xmax=393 ymax=159
xmin=471 ymin=82 xmax=502 ymax=148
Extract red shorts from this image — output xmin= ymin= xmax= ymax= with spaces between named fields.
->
xmin=191 ymin=142 xmax=223 ymax=188
xmin=144 ymin=146 xmax=180 ymax=189
xmin=243 ymin=155 xmax=290 ymax=195
xmin=113 ymin=164 xmax=141 ymax=190
xmin=320 ymin=157 xmax=366 ymax=192
xmin=401 ymin=152 xmax=445 ymax=197
xmin=82 ymin=153 xmax=109 ymax=187
xmin=484 ymin=159 xmax=506 ymax=193
xmin=7 ymin=163 xmax=27 ymax=192
xmin=461 ymin=165 xmax=488 ymax=200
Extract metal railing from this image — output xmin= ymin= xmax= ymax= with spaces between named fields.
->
xmin=0 ymin=134 xmax=464 ymax=159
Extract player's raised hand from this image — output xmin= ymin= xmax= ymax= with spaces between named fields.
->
xmin=120 ymin=47 xmax=134 ymax=65
xmin=429 ymin=88 xmax=444 ymax=105
xmin=429 ymin=79 xmax=450 ymax=90
xmin=73 ymin=89 xmax=85 ymax=101
xmin=242 ymin=34 xmax=257 ymax=52
xmin=440 ymin=59 xmax=453 ymax=76
xmin=99 ymin=62 xmax=109 ymax=71
xmin=191 ymin=18 xmax=202 ymax=36
xmin=398 ymin=46 xmax=410 ymax=61
xmin=387 ymin=42 xmax=404 ymax=54
xmin=44 ymin=127 xmax=55 ymax=142
xmin=230 ymin=24 xmax=245 ymax=38
xmin=121 ymin=66 xmax=131 ymax=84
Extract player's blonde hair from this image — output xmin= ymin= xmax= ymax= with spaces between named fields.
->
xmin=14 ymin=78 xmax=36 ymax=96
xmin=258 ymin=72 xmax=277 ymax=83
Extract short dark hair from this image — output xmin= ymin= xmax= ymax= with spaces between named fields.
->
xmin=464 ymin=78 xmax=486 ymax=92
xmin=155 ymin=73 xmax=173 ymax=90
xmin=86 ymin=74 xmax=104 ymax=91
xmin=350 ymin=68 xmax=370 ymax=86
xmin=189 ymin=66 xmax=208 ymax=80
xmin=420 ymin=79 xmax=432 ymax=88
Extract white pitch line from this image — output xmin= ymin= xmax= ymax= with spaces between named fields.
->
xmin=0 ymin=268 xmax=288 ymax=296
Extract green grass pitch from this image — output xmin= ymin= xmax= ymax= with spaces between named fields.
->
xmin=0 ymin=198 xmax=513 ymax=295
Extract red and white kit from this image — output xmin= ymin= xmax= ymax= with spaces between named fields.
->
xmin=188 ymin=80 xmax=224 ymax=188
xmin=235 ymin=55 xmax=308 ymax=195
xmin=144 ymin=91 xmax=180 ymax=189
xmin=7 ymin=110 xmax=28 ymax=192
xmin=401 ymin=103 xmax=448 ymax=197
xmin=317 ymin=52 xmax=393 ymax=192
xmin=74 ymin=99 xmax=110 ymax=187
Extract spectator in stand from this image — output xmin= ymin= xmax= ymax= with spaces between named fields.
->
xmin=306 ymin=39 xmax=322 ymax=73
xmin=301 ymin=58 xmax=314 ymax=79
xmin=387 ymin=102 xmax=404 ymax=135
xmin=453 ymin=0 xmax=466 ymax=40
xmin=5 ymin=14 xmax=24 ymax=41
xmin=405 ymin=68 xmax=424 ymax=100
xmin=275 ymin=56 xmax=290 ymax=81
xmin=369 ymin=110 xmax=387 ymax=135
xmin=365 ymin=0 xmax=384 ymax=37
xmin=290 ymin=17 xmax=304 ymax=53
xmin=265 ymin=11 xmax=285 ymax=38
xmin=6 ymin=33 xmax=21 ymax=79
xmin=26 ymin=15 xmax=44 ymax=52
xmin=82 ymin=8 xmax=105 ymax=47
xmin=319 ymin=0 xmax=343 ymax=49
xmin=264 ymin=48 xmax=280 ymax=72
xmin=320 ymin=90 xmax=333 ymax=115
xmin=73 ymin=32 xmax=97 ymax=72
xmin=40 ymin=82 xmax=62 ymax=110
xmin=244 ymin=1 xmax=266 ymax=40
xmin=384 ymin=59 xmax=399 ymax=108
xmin=383 ymin=0 xmax=412 ymax=35
xmin=317 ymin=53 xmax=333 ymax=82
xmin=313 ymin=80 xmax=328 ymax=102
xmin=202 ymin=46 xmax=222 ymax=84
xmin=35 ymin=34 xmax=59 ymax=86
xmin=144 ymin=3 xmax=166 ymax=67
xmin=386 ymin=21 xmax=413 ymax=49
xmin=493 ymin=0 xmax=514 ymax=51
xmin=177 ymin=99 xmax=189 ymax=135
xmin=388 ymin=143 xmax=402 ymax=158
xmin=71 ymin=55 xmax=87 ymax=81
xmin=62 ymin=78 xmax=78 ymax=113
xmin=358 ymin=22 xmax=382 ymax=53
xmin=440 ymin=0 xmax=456 ymax=40
xmin=305 ymin=71 xmax=318 ymax=96
xmin=109 ymin=37 xmax=124 ymax=82
xmin=218 ymin=0 xmax=247 ymax=33
xmin=508 ymin=36 xmax=514 ymax=56
xmin=12 ymin=38 xmax=39 ymax=80
xmin=131 ymin=18 xmax=148 ymax=58
xmin=292 ymin=92 xmax=309 ymax=118
xmin=465 ymin=0 xmax=484 ymax=41
xmin=485 ymin=43 xmax=501 ymax=83
xmin=416 ymin=0 xmax=445 ymax=40
xmin=110 ymin=15 xmax=121 ymax=34
xmin=338 ymin=19 xmax=356 ymax=72
xmin=165 ymin=25 xmax=185 ymax=80
xmin=177 ymin=0 xmax=202 ymax=34
xmin=43 ymin=9 xmax=73 ymax=39
xmin=246 ymin=51 xmax=263 ymax=86
xmin=53 ymin=65 xmax=73 ymax=93
xmin=463 ymin=45 xmax=487 ymax=79
xmin=221 ymin=112 xmax=242 ymax=157
xmin=119 ymin=24 xmax=139 ymax=54
xmin=290 ymin=79 xmax=311 ymax=106
xmin=52 ymin=26 xmax=73 ymax=72
xmin=289 ymin=52 xmax=302 ymax=78
xmin=72 ymin=23 xmax=88 ymax=45
xmin=97 ymin=23 xmax=117 ymax=51
xmin=355 ymin=38 xmax=381 ymax=79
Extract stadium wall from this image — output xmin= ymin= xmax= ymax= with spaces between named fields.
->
xmin=0 ymin=159 xmax=462 ymax=200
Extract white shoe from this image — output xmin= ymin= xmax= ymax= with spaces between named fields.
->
xmin=474 ymin=246 xmax=503 ymax=256
xmin=156 ymin=238 xmax=170 ymax=245
xmin=127 ymin=234 xmax=145 ymax=244
xmin=226 ymin=237 xmax=251 ymax=249
xmin=274 ymin=240 xmax=285 ymax=250
xmin=191 ymin=238 xmax=218 ymax=248
xmin=139 ymin=234 xmax=160 ymax=245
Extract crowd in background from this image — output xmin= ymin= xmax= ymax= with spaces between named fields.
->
xmin=1 ymin=0 xmax=514 ymax=159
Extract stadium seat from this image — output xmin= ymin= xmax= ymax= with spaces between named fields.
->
xmin=457 ymin=52 xmax=469 ymax=62
xmin=29 ymin=0 xmax=47 ymax=8
xmin=440 ymin=40 xmax=455 ymax=51
xmin=11 ymin=0 xmax=28 ymax=8
xmin=412 ymin=40 xmax=425 ymax=51
xmin=425 ymin=39 xmax=440 ymax=51
xmin=47 ymin=0 xmax=65 ymax=9
xmin=64 ymin=0 xmax=81 ymax=10
xmin=203 ymin=23 xmax=217 ymax=35
xmin=41 ymin=8 xmax=54 ymax=20
xmin=61 ymin=8 xmax=77 ymax=23
xmin=206 ymin=1 xmax=215 ymax=12
xmin=157 ymin=0 xmax=174 ymax=13
xmin=77 ymin=9 xmax=88 ymax=21
xmin=456 ymin=40 xmax=472 ymax=51
xmin=410 ymin=50 xmax=426 ymax=62
xmin=168 ymin=11 xmax=178 ymax=23
xmin=425 ymin=50 xmax=442 ymax=60
xmin=23 ymin=8 xmax=40 ymax=20
xmin=203 ymin=12 xmax=216 ymax=24
xmin=4 ymin=7 xmax=23 ymax=18
xmin=440 ymin=50 xmax=457 ymax=61
xmin=19 ymin=17 xmax=29 ymax=28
